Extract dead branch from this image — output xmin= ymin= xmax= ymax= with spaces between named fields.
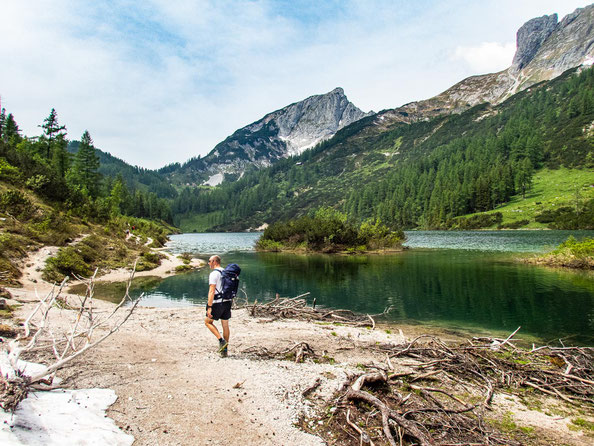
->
xmin=0 ymin=266 xmax=142 ymax=411
xmin=242 ymin=295 xmax=376 ymax=327
xmin=302 ymin=378 xmax=322 ymax=397
xmin=346 ymin=408 xmax=375 ymax=445
xmin=242 ymin=341 xmax=327 ymax=364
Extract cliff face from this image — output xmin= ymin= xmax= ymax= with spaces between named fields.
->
xmin=195 ymin=88 xmax=370 ymax=184
xmin=511 ymin=14 xmax=559 ymax=71
xmin=379 ymin=5 xmax=594 ymax=125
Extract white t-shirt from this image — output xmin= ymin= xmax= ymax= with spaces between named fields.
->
xmin=209 ymin=267 xmax=223 ymax=294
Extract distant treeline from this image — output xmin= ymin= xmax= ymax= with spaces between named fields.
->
xmin=0 ymin=109 xmax=172 ymax=222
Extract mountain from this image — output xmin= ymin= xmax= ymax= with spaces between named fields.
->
xmin=173 ymin=65 xmax=594 ymax=232
xmin=170 ymin=5 xmax=594 ymax=232
xmin=170 ymin=88 xmax=371 ymax=186
xmin=378 ymin=4 xmax=594 ymax=124
xmin=171 ymin=5 xmax=593 ymax=189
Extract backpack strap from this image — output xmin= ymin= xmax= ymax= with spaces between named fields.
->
xmin=212 ymin=268 xmax=224 ymax=301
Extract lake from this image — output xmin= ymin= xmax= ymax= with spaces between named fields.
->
xmin=91 ymin=231 xmax=594 ymax=345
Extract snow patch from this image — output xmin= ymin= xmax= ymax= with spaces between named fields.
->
xmin=582 ymin=55 xmax=594 ymax=66
xmin=0 ymin=358 xmax=132 ymax=445
xmin=0 ymin=388 xmax=133 ymax=445
xmin=203 ymin=173 xmax=224 ymax=186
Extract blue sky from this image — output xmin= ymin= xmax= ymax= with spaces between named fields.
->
xmin=1 ymin=0 xmax=591 ymax=169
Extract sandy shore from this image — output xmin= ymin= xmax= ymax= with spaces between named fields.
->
xmin=3 ymin=245 xmax=592 ymax=445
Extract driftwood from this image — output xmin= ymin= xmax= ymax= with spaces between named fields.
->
xmin=242 ymin=341 xmax=330 ymax=364
xmin=240 ymin=293 xmax=390 ymax=328
xmin=309 ymin=328 xmax=593 ymax=445
xmin=376 ymin=330 xmax=594 ymax=408
xmin=0 ymin=267 xmax=143 ymax=412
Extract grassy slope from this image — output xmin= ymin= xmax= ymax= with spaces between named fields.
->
xmin=0 ymin=180 xmax=175 ymax=286
xmin=177 ymin=211 xmax=224 ymax=233
xmin=476 ymin=168 xmax=594 ymax=228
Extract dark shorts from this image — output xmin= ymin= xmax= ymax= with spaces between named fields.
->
xmin=207 ymin=301 xmax=232 ymax=320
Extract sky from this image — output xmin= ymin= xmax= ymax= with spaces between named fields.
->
xmin=1 ymin=0 xmax=592 ymax=169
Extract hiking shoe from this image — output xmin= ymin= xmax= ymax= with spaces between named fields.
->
xmin=218 ymin=338 xmax=228 ymax=353
xmin=220 ymin=346 xmax=228 ymax=358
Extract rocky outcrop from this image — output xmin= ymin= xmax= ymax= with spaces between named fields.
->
xmin=379 ymin=4 xmax=594 ymax=126
xmin=511 ymin=14 xmax=558 ymax=71
xmin=198 ymin=88 xmax=371 ymax=181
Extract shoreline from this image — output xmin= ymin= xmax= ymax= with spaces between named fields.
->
xmin=2 ymin=245 xmax=593 ymax=445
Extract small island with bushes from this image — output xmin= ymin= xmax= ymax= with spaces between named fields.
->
xmin=256 ymin=207 xmax=405 ymax=253
xmin=526 ymin=236 xmax=594 ymax=269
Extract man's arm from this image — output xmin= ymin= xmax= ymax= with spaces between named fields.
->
xmin=206 ymin=283 xmax=216 ymax=318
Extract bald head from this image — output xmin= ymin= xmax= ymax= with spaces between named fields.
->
xmin=208 ymin=255 xmax=221 ymax=268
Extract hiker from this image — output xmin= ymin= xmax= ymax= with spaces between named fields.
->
xmin=204 ymin=255 xmax=230 ymax=357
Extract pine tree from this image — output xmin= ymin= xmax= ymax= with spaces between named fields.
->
xmin=70 ymin=130 xmax=100 ymax=197
xmin=3 ymin=113 xmax=22 ymax=145
xmin=0 ymin=107 xmax=5 ymax=140
xmin=40 ymin=108 xmax=67 ymax=159
xmin=51 ymin=134 xmax=70 ymax=178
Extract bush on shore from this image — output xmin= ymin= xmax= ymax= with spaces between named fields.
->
xmin=528 ymin=236 xmax=594 ymax=269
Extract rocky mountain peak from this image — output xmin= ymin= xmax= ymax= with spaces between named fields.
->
xmin=192 ymin=88 xmax=371 ymax=184
xmin=511 ymin=14 xmax=558 ymax=71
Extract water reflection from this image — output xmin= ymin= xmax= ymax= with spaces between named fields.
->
xmin=79 ymin=231 xmax=594 ymax=345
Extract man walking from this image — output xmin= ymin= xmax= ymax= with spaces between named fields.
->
xmin=204 ymin=255 xmax=230 ymax=357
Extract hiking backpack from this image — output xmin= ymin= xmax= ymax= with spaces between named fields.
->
xmin=215 ymin=263 xmax=241 ymax=301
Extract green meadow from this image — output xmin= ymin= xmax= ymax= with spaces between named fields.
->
xmin=482 ymin=168 xmax=594 ymax=228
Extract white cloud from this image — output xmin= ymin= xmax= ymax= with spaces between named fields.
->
xmin=1 ymin=0 xmax=592 ymax=169
xmin=453 ymin=42 xmax=516 ymax=74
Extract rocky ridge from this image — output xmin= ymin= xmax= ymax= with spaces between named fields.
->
xmin=379 ymin=4 xmax=594 ymax=125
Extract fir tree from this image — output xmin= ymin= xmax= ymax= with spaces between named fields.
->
xmin=70 ymin=130 xmax=100 ymax=197
xmin=3 ymin=113 xmax=22 ymax=145
xmin=40 ymin=108 xmax=67 ymax=159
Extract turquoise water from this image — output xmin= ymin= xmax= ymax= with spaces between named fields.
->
xmin=92 ymin=231 xmax=594 ymax=344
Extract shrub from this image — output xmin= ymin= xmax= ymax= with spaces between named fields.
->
xmin=175 ymin=264 xmax=192 ymax=272
xmin=553 ymin=236 xmax=594 ymax=259
xmin=534 ymin=199 xmax=594 ymax=230
xmin=0 ymin=190 xmax=35 ymax=219
xmin=136 ymin=251 xmax=162 ymax=271
xmin=451 ymin=212 xmax=503 ymax=230
xmin=44 ymin=247 xmax=92 ymax=282
xmin=498 ymin=219 xmax=530 ymax=229
xmin=25 ymin=174 xmax=50 ymax=192
xmin=0 ymin=158 xmax=22 ymax=183
xmin=255 ymin=239 xmax=284 ymax=251
xmin=178 ymin=252 xmax=192 ymax=264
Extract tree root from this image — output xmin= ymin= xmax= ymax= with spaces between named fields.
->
xmin=240 ymin=294 xmax=390 ymax=328
xmin=310 ymin=328 xmax=592 ymax=445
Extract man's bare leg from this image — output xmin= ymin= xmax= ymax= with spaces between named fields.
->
xmin=205 ymin=317 xmax=222 ymax=339
xmin=221 ymin=319 xmax=230 ymax=342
